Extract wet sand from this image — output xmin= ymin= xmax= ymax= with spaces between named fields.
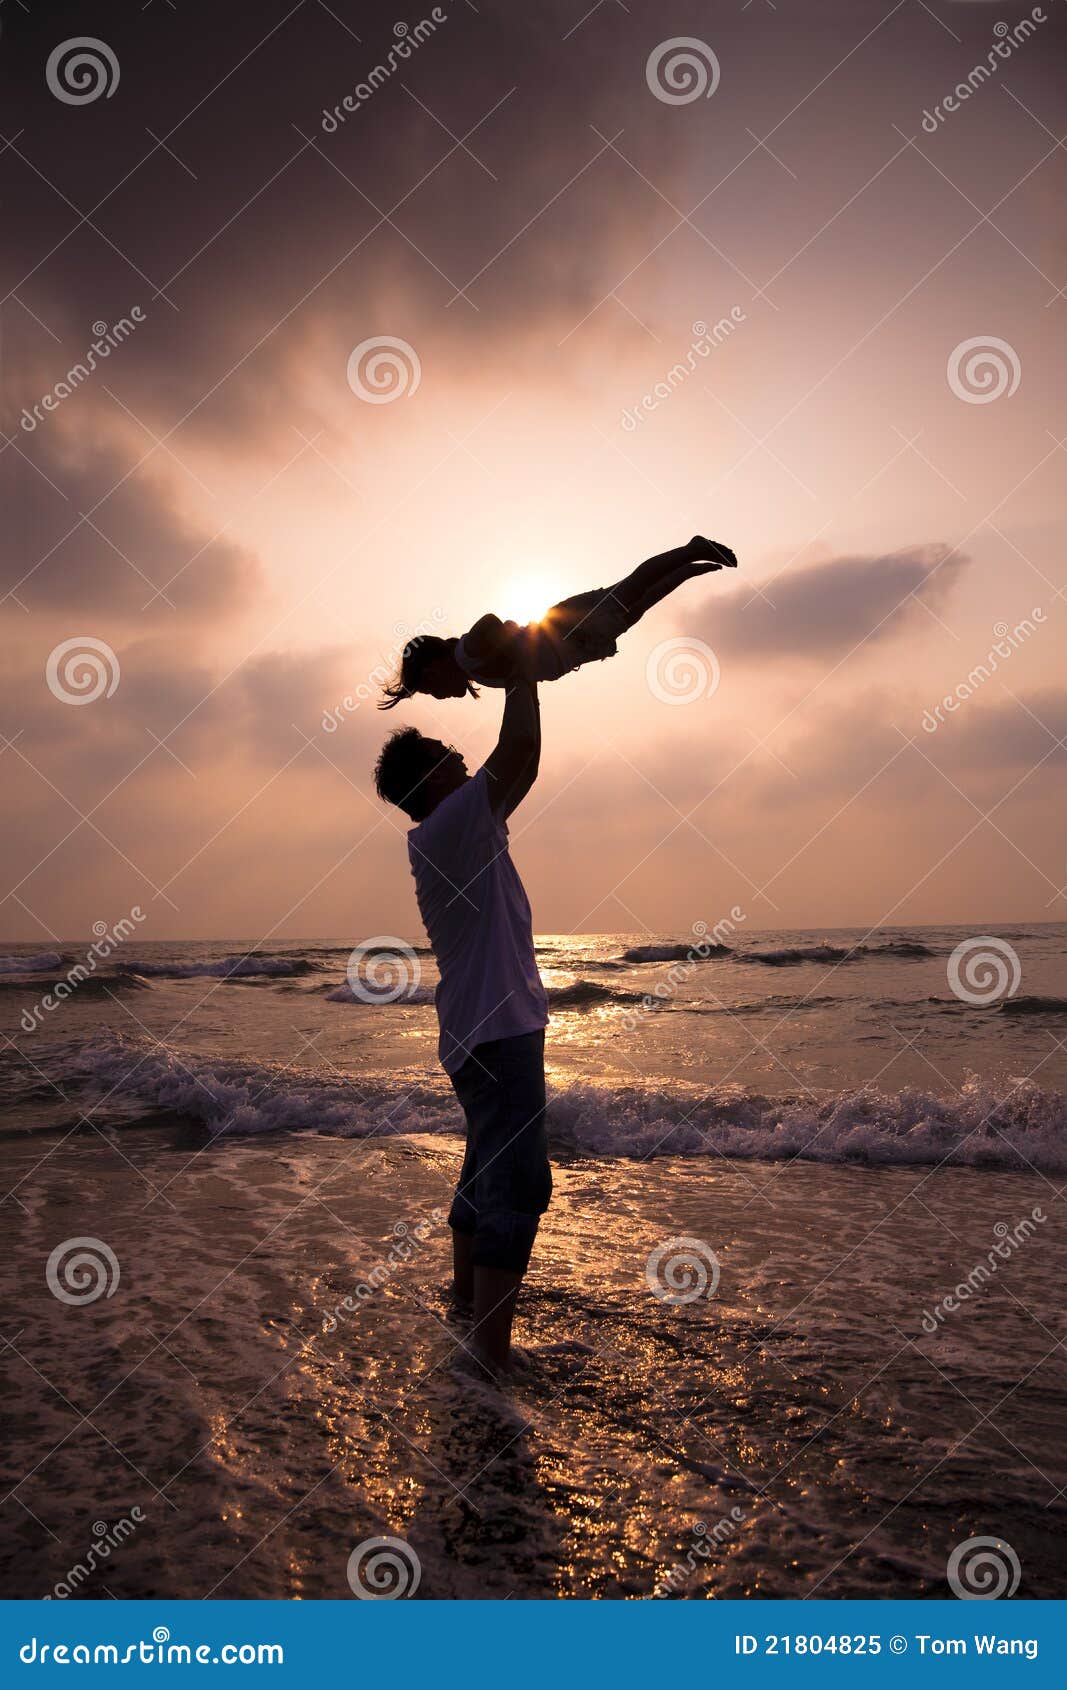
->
xmin=2 ymin=1120 xmax=1065 ymax=1599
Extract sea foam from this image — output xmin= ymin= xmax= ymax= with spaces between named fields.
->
xmin=46 ymin=1030 xmax=1067 ymax=1172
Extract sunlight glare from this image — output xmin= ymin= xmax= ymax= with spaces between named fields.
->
xmin=499 ymin=572 xmax=557 ymax=625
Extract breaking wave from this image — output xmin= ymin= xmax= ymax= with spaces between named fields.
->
xmin=0 ymin=952 xmax=66 ymax=975
xmin=742 ymin=939 xmax=934 ymax=966
xmin=33 ymin=1030 xmax=1067 ymax=1172
xmin=130 ymin=955 xmax=321 ymax=980
xmin=322 ymin=977 xmax=647 ymax=1010
xmin=1001 ymin=996 xmax=1067 ymax=1016
xmin=622 ymin=942 xmax=731 ymax=963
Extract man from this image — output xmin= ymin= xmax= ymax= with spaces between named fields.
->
xmin=373 ymin=678 xmax=548 ymax=1375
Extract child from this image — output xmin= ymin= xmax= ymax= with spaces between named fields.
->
xmin=379 ymin=535 xmax=736 ymax=706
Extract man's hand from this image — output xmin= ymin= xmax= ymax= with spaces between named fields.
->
xmin=511 ymin=626 xmax=540 ymax=683
xmin=483 ymin=679 xmax=540 ymax=818
xmin=465 ymin=613 xmax=506 ymax=660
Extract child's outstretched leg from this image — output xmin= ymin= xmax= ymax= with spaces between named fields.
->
xmin=610 ymin=536 xmax=736 ymax=627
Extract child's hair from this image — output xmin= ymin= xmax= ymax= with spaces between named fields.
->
xmin=378 ymin=635 xmax=479 ymax=709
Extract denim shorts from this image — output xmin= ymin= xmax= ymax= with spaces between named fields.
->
xmin=447 ymin=1029 xmax=551 ymax=1273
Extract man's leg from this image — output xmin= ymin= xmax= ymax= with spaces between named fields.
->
xmin=471 ymin=1267 xmax=523 ymax=1372
xmin=446 ymin=1082 xmax=479 ymax=1310
xmin=452 ymin=1231 xmax=474 ymax=1306
xmin=453 ymin=1031 xmax=550 ymax=1374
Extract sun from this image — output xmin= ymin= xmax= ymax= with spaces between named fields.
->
xmin=500 ymin=571 xmax=557 ymax=625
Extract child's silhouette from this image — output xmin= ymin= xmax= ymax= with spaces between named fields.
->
xmin=379 ymin=536 xmax=736 ymax=706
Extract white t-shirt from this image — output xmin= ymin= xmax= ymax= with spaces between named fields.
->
xmin=407 ymin=769 xmax=548 ymax=1074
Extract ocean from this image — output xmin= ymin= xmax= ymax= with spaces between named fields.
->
xmin=3 ymin=923 xmax=1066 ymax=1167
xmin=2 ymin=924 xmax=1065 ymax=1598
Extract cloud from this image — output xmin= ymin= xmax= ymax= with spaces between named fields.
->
xmin=0 ymin=2 xmax=716 ymax=456
xmin=1 ymin=427 xmax=257 ymax=617
xmin=0 ymin=639 xmax=381 ymax=770
xmin=920 ymin=686 xmax=1067 ymax=771
xmin=1 ymin=0 xmax=1062 ymax=935
xmin=694 ymin=546 xmax=968 ymax=663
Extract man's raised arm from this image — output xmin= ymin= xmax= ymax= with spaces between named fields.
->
xmin=483 ymin=679 xmax=540 ymax=818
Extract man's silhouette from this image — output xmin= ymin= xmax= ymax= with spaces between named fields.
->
xmin=374 ymin=679 xmax=547 ymax=1373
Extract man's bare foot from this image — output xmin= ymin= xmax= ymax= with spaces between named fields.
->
xmin=449 ymin=1336 xmax=537 ymax=1383
xmin=450 ymin=1338 xmax=508 ymax=1383
xmin=686 ymin=535 xmax=737 ymax=570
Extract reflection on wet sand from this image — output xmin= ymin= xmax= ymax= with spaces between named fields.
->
xmin=2 ymin=1127 xmax=1065 ymax=1599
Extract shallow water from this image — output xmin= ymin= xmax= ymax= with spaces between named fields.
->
xmin=2 ymin=924 xmax=1065 ymax=1598
xmin=2 ymin=1128 xmax=1064 ymax=1599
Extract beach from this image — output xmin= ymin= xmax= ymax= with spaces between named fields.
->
xmin=2 ymin=926 xmax=1066 ymax=1598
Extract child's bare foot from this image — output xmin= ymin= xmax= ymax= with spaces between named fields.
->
xmin=686 ymin=535 xmax=737 ymax=570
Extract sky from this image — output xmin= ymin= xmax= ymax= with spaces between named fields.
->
xmin=2 ymin=0 xmax=1065 ymax=942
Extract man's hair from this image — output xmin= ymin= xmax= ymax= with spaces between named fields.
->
xmin=373 ymin=726 xmax=446 ymax=821
xmin=378 ymin=635 xmax=479 ymax=709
